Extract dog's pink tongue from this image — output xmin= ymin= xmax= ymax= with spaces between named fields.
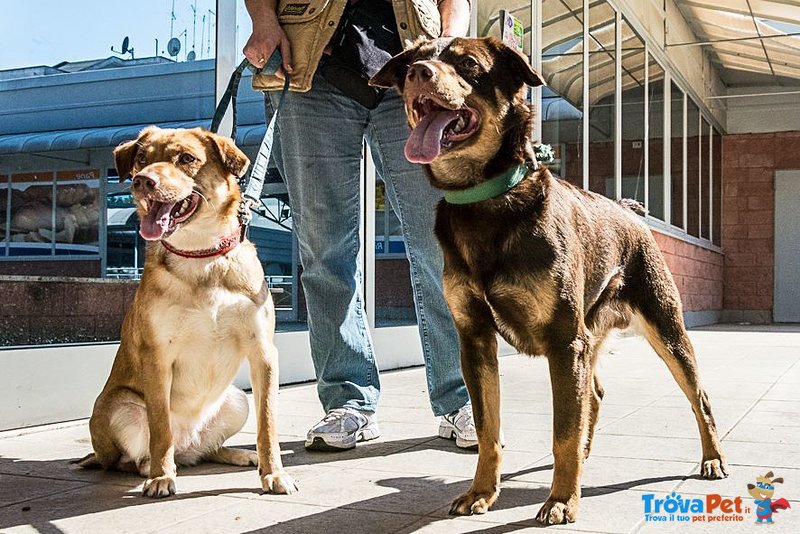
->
xmin=405 ymin=110 xmax=459 ymax=164
xmin=139 ymin=201 xmax=174 ymax=240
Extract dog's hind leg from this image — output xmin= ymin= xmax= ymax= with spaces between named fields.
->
xmin=583 ymin=371 xmax=604 ymax=460
xmin=631 ymin=249 xmax=728 ymax=479
xmin=83 ymin=389 xmax=149 ymax=475
xmin=187 ymin=386 xmax=256 ymax=467
xmin=536 ymin=334 xmax=593 ymax=526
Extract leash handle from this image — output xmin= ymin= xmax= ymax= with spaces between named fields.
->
xmin=209 ymin=50 xmax=289 ymax=234
xmin=210 ymin=50 xmax=284 ymax=137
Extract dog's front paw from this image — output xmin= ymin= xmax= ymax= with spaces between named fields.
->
xmin=143 ymin=475 xmax=176 ymax=498
xmin=701 ymin=458 xmax=729 ymax=479
xmin=536 ymin=495 xmax=579 ymax=525
xmin=261 ymin=470 xmax=298 ymax=494
xmin=449 ymin=487 xmax=499 ymax=515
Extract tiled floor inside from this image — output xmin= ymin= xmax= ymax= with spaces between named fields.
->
xmin=1 ymin=325 xmax=799 ymax=533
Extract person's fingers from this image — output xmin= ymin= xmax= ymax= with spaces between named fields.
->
xmin=279 ymin=36 xmax=293 ymax=73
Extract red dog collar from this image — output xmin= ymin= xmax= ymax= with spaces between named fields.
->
xmin=161 ymin=225 xmax=242 ymax=259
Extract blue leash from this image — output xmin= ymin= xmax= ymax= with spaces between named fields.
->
xmin=210 ymin=52 xmax=288 ymax=233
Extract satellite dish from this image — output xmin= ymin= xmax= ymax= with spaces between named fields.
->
xmin=121 ymin=36 xmax=130 ymax=54
xmin=167 ymin=37 xmax=181 ymax=57
xmin=187 ymin=50 xmax=196 ymax=61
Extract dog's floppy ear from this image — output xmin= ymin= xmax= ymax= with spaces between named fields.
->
xmin=209 ymin=132 xmax=250 ymax=178
xmin=501 ymin=44 xmax=546 ymax=88
xmin=113 ymin=126 xmax=158 ymax=182
xmin=370 ymin=46 xmax=419 ymax=90
xmin=772 ymin=477 xmax=784 ymax=484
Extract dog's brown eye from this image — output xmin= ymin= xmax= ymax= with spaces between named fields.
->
xmin=460 ymin=56 xmax=479 ymax=69
xmin=136 ymin=152 xmax=147 ymax=166
xmin=179 ymin=153 xmax=197 ymax=165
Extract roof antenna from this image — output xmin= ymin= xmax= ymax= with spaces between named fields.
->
xmin=190 ymin=0 xmax=198 ymax=55
xmin=111 ymin=36 xmax=135 ymax=59
xmin=170 ymin=0 xmax=176 ymax=40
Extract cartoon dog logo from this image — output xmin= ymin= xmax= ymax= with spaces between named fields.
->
xmin=747 ymin=471 xmax=791 ymax=524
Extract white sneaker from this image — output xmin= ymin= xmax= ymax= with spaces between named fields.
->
xmin=439 ymin=404 xmax=505 ymax=450
xmin=439 ymin=404 xmax=479 ymax=449
xmin=305 ymin=408 xmax=380 ymax=451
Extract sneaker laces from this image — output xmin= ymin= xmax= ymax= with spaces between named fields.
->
xmin=449 ymin=405 xmax=476 ymax=433
xmin=321 ymin=408 xmax=352 ymax=424
xmin=316 ymin=407 xmax=366 ymax=431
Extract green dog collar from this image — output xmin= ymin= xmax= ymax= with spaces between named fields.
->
xmin=444 ymin=163 xmax=530 ymax=205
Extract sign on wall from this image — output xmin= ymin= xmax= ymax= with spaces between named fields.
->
xmin=500 ymin=10 xmax=524 ymax=54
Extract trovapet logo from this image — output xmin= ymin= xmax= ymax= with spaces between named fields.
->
xmin=747 ymin=471 xmax=791 ymax=524
xmin=642 ymin=492 xmax=749 ymax=523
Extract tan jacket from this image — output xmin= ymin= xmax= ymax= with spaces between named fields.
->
xmin=252 ymin=0 xmax=442 ymax=92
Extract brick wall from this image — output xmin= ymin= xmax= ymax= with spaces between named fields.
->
xmin=0 ymin=277 xmax=135 ymax=346
xmin=721 ymin=131 xmax=800 ymax=322
xmin=651 ymin=230 xmax=723 ymax=313
xmin=0 ymin=260 xmax=100 ymax=278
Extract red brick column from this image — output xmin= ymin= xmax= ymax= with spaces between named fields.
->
xmin=720 ymin=131 xmax=800 ymax=322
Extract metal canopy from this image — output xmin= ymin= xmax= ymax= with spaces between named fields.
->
xmin=0 ymin=122 xmax=268 ymax=156
xmin=673 ymin=0 xmax=800 ymax=86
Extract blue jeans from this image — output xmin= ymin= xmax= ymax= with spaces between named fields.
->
xmin=266 ymin=74 xmax=469 ymax=417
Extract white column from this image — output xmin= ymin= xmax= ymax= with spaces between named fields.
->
xmin=215 ymin=1 xmax=237 ymax=136
xmin=663 ymin=69 xmax=671 ymax=226
xmin=582 ymin=0 xmax=590 ymax=190
xmin=363 ymin=144 xmax=376 ymax=330
xmin=614 ymin=10 xmax=622 ymax=200
xmin=531 ymin=0 xmax=543 ymax=142
xmin=644 ymin=42 xmax=650 ymax=212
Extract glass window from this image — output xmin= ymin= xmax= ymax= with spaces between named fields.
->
xmin=670 ymin=82 xmax=685 ymax=229
xmin=686 ymin=98 xmax=700 ymax=237
xmin=1 ymin=171 xmax=100 ymax=258
xmin=620 ymin=18 xmax=645 ymax=205
xmin=5 ymin=173 xmax=54 ymax=257
xmin=648 ymin=57 xmax=665 ymax=221
xmin=0 ymin=175 xmax=7 ymax=256
xmin=374 ymin=177 xmax=416 ymax=327
xmin=1 ymin=1 xmax=216 ymax=277
xmin=588 ymin=1 xmax=616 ymax=198
xmin=700 ymin=118 xmax=710 ymax=240
xmin=713 ymin=128 xmax=722 ymax=246
xmin=106 ymin=173 xmax=145 ymax=278
xmin=542 ymin=0 xmax=584 ymax=186
xmin=55 ymin=171 xmax=100 ymax=254
xmin=236 ymin=0 xmax=305 ymax=329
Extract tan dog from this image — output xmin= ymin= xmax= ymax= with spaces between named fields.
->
xmin=78 ymin=126 xmax=297 ymax=497
xmin=372 ymin=37 xmax=727 ymax=525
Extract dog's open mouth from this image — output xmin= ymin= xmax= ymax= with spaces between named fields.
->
xmin=139 ymin=192 xmax=201 ymax=240
xmin=405 ymin=96 xmax=480 ymax=164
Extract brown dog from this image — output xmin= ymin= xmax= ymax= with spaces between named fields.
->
xmin=78 ymin=126 xmax=297 ymax=497
xmin=371 ymin=37 xmax=727 ymax=525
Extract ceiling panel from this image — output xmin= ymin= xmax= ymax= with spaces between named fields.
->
xmin=674 ymin=0 xmax=800 ymax=86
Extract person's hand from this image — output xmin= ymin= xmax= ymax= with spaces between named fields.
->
xmin=243 ymin=14 xmax=293 ymax=76
xmin=438 ymin=0 xmax=471 ymax=38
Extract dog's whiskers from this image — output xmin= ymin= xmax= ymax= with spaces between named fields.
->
xmin=194 ymin=190 xmax=215 ymax=210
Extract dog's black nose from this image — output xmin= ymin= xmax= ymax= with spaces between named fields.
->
xmin=132 ymin=172 xmax=159 ymax=193
xmin=408 ymin=62 xmax=434 ymax=82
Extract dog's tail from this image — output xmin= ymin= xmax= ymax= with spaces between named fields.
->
xmin=72 ymin=452 xmax=102 ymax=469
xmin=617 ymin=198 xmax=647 ymax=216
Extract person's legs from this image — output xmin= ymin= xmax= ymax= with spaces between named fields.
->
xmin=266 ymin=75 xmax=380 ymax=416
xmin=365 ymin=91 xmax=470 ymax=417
